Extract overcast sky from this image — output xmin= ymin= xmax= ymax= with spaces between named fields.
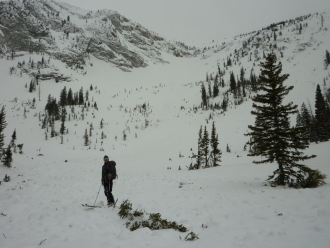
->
xmin=60 ymin=0 xmax=329 ymax=43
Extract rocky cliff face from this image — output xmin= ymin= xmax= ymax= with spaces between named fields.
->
xmin=0 ymin=0 xmax=198 ymax=71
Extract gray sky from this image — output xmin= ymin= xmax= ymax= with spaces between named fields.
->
xmin=60 ymin=0 xmax=330 ymax=43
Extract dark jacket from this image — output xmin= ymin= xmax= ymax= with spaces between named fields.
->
xmin=102 ymin=160 xmax=116 ymax=184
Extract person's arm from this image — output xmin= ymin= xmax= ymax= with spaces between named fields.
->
xmin=101 ymin=165 xmax=104 ymax=184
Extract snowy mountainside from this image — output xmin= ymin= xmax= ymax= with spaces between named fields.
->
xmin=0 ymin=6 xmax=330 ymax=248
xmin=197 ymin=11 xmax=330 ymax=110
xmin=0 ymin=0 xmax=197 ymax=72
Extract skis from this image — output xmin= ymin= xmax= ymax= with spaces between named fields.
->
xmin=82 ymin=199 xmax=118 ymax=209
xmin=82 ymin=204 xmax=102 ymax=208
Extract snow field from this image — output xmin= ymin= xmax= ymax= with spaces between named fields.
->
xmin=1 ymin=11 xmax=330 ymax=248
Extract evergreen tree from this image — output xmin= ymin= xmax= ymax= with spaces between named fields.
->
xmin=210 ymin=122 xmax=221 ymax=167
xmin=83 ymin=128 xmax=89 ymax=146
xmin=314 ymin=84 xmax=329 ymax=142
xmin=47 ymin=94 xmax=52 ymax=104
xmin=78 ymin=87 xmax=84 ymax=105
xmin=250 ymin=71 xmax=257 ymax=92
xmin=10 ymin=129 xmax=16 ymax=147
xmin=100 ymin=118 xmax=104 ymax=129
xmin=230 ymin=72 xmax=237 ymax=95
xmin=300 ymin=103 xmax=313 ymax=141
xmin=201 ymin=83 xmax=207 ymax=109
xmin=227 ymin=57 xmax=232 ymax=66
xmin=29 ymin=81 xmax=34 ymax=93
xmin=208 ymin=82 xmax=212 ymax=98
xmin=213 ymin=77 xmax=219 ymax=98
xmin=245 ymin=53 xmax=320 ymax=187
xmin=2 ymin=145 xmax=13 ymax=168
xmin=196 ymin=126 xmax=203 ymax=169
xmin=60 ymin=86 xmax=67 ymax=106
xmin=53 ymin=99 xmax=60 ymax=120
xmin=67 ymin=88 xmax=73 ymax=106
xmin=296 ymin=110 xmax=302 ymax=127
xmin=324 ymin=102 xmax=330 ymax=137
xmin=226 ymin=144 xmax=231 ymax=153
xmin=61 ymin=106 xmax=67 ymax=122
xmin=240 ymin=67 xmax=245 ymax=86
xmin=202 ymin=126 xmax=210 ymax=168
xmin=85 ymin=90 xmax=89 ymax=102
xmin=60 ymin=121 xmax=65 ymax=135
xmin=236 ymin=76 xmax=241 ymax=98
xmin=74 ymin=92 xmax=79 ymax=105
xmin=0 ymin=106 xmax=7 ymax=159
xmin=326 ymin=50 xmax=330 ymax=66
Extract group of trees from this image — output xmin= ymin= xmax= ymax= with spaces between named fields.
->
xmin=195 ymin=53 xmax=327 ymax=188
xmin=58 ymin=86 xmax=98 ymax=109
xmin=190 ymin=122 xmax=222 ymax=170
xmin=42 ymin=86 xmax=84 ymax=139
xmin=59 ymin=86 xmax=85 ymax=107
xmin=296 ymin=84 xmax=330 ymax=143
xmin=201 ymin=66 xmax=258 ymax=110
xmin=41 ymin=85 xmax=103 ymax=147
xmin=229 ymin=67 xmax=259 ymax=97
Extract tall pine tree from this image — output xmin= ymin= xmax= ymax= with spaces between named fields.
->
xmin=79 ymin=87 xmax=84 ymax=105
xmin=245 ymin=54 xmax=323 ymax=187
xmin=201 ymin=83 xmax=207 ymax=109
xmin=314 ymin=84 xmax=329 ymax=142
xmin=230 ymin=71 xmax=237 ymax=96
xmin=67 ymin=88 xmax=73 ymax=106
xmin=194 ymin=126 xmax=203 ymax=169
xmin=60 ymin=86 xmax=67 ymax=106
xmin=0 ymin=106 xmax=7 ymax=160
xmin=202 ymin=126 xmax=210 ymax=168
xmin=210 ymin=122 xmax=221 ymax=167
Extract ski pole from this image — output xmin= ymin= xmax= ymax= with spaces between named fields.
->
xmin=93 ymin=184 xmax=102 ymax=206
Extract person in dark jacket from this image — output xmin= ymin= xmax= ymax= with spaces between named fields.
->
xmin=101 ymin=155 xmax=116 ymax=205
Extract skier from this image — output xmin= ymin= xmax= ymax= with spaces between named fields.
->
xmin=101 ymin=155 xmax=116 ymax=205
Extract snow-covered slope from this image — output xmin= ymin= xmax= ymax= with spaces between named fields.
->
xmin=0 ymin=4 xmax=330 ymax=248
xmin=197 ymin=11 xmax=330 ymax=108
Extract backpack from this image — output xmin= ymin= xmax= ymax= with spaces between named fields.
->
xmin=107 ymin=161 xmax=117 ymax=180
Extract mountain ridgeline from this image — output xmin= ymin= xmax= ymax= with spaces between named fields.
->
xmin=0 ymin=0 xmax=197 ymax=71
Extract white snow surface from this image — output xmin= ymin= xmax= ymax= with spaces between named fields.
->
xmin=1 ymin=10 xmax=330 ymax=248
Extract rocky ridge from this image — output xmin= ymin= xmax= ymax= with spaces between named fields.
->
xmin=0 ymin=0 xmax=197 ymax=73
